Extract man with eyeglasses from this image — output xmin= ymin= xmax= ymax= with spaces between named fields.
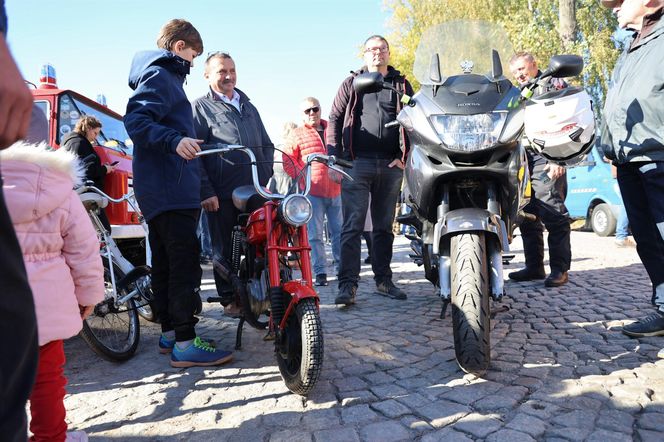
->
xmin=327 ymin=35 xmax=413 ymax=306
xmin=192 ymin=52 xmax=274 ymax=313
xmin=282 ymin=97 xmax=342 ymax=287
xmin=598 ymin=0 xmax=664 ymax=352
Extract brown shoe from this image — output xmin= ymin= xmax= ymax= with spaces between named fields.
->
xmin=508 ymin=267 xmax=546 ymax=281
xmin=544 ymin=271 xmax=568 ymax=287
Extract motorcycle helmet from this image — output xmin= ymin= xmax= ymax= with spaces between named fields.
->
xmin=523 ymin=87 xmax=595 ymax=166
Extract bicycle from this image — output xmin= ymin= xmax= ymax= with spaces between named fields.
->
xmin=76 ymin=183 xmax=154 ymax=361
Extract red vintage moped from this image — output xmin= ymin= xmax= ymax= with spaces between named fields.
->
xmin=197 ymin=145 xmax=352 ymax=395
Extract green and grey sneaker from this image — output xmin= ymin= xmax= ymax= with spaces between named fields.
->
xmin=170 ymin=337 xmax=233 ymax=368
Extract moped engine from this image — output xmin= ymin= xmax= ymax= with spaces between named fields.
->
xmin=246 ymin=268 xmax=271 ymax=317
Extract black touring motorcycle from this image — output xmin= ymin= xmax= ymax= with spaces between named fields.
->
xmin=354 ymin=21 xmax=594 ymax=375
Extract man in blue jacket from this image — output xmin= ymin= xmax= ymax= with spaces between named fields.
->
xmin=192 ymin=52 xmax=273 ymax=310
xmin=599 ymin=0 xmax=664 ymax=346
xmin=124 ymin=19 xmax=232 ymax=367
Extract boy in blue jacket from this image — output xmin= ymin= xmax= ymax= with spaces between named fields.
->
xmin=124 ymin=19 xmax=232 ymax=367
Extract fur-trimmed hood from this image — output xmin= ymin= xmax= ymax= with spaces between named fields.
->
xmin=1 ymin=141 xmax=85 ymax=224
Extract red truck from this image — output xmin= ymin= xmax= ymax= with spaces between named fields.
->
xmin=31 ymin=65 xmax=145 ymax=263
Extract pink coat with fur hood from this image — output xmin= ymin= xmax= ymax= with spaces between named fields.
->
xmin=1 ymin=142 xmax=104 ymax=346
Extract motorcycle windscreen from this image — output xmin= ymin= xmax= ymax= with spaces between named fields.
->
xmin=412 ymin=20 xmax=515 ymax=85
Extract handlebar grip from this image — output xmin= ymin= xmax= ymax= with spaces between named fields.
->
xmin=332 ymin=157 xmax=353 ymax=169
xmin=384 ymin=120 xmax=400 ymax=129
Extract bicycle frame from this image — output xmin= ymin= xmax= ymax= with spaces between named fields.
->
xmin=78 ymin=185 xmax=150 ymax=306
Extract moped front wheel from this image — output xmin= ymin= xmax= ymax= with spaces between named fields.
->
xmin=450 ymin=232 xmax=490 ymax=376
xmin=80 ymin=261 xmax=140 ymax=362
xmin=276 ymin=297 xmax=324 ymax=396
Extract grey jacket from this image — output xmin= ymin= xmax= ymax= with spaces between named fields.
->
xmin=192 ymin=88 xmax=274 ymax=200
xmin=600 ymin=12 xmax=664 ymax=164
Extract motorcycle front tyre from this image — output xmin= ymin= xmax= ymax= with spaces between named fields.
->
xmin=80 ymin=260 xmax=140 ymax=362
xmin=276 ymin=297 xmax=324 ymax=396
xmin=450 ymin=232 xmax=491 ymax=376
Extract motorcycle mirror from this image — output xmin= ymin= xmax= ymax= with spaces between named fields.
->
xmin=491 ymin=49 xmax=503 ymax=80
xmin=352 ymin=72 xmax=385 ymax=94
xmin=429 ymin=53 xmax=442 ymax=83
xmin=542 ymin=54 xmax=583 ymax=79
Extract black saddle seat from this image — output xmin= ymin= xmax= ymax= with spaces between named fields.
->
xmin=232 ymin=185 xmax=268 ymax=213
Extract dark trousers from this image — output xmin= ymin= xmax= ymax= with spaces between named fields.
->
xmin=617 ymin=161 xmax=664 ymax=304
xmin=207 ymin=199 xmax=240 ymax=296
xmin=338 ymin=158 xmax=403 ymax=287
xmin=148 ymin=209 xmax=201 ymax=341
xmin=520 ymin=163 xmax=571 ymax=273
xmin=0 ymin=182 xmax=38 ymax=442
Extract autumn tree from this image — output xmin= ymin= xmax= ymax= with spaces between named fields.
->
xmin=384 ymin=0 xmax=622 ymax=109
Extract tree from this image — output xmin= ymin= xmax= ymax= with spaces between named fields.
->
xmin=384 ymin=0 xmax=622 ymax=110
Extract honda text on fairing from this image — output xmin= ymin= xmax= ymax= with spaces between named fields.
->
xmin=353 ymin=21 xmax=594 ymax=375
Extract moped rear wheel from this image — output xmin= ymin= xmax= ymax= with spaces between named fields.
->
xmin=276 ymin=297 xmax=324 ymax=396
xmin=80 ymin=261 xmax=140 ymax=362
xmin=450 ymin=232 xmax=490 ymax=376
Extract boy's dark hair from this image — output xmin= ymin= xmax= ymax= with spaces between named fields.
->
xmin=157 ymin=19 xmax=203 ymax=54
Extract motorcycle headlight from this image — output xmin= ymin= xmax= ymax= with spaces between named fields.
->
xmin=430 ymin=112 xmax=508 ymax=152
xmin=279 ymin=194 xmax=312 ymax=227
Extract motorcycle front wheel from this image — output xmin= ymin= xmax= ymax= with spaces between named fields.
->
xmin=80 ymin=260 xmax=140 ymax=362
xmin=450 ymin=232 xmax=491 ymax=376
xmin=276 ymin=297 xmax=324 ymax=396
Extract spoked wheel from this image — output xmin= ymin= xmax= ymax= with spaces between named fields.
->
xmin=80 ymin=260 xmax=140 ymax=362
xmin=276 ymin=297 xmax=324 ymax=396
xmin=450 ymin=232 xmax=490 ymax=376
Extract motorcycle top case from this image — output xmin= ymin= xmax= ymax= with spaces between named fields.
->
xmin=524 ymin=87 xmax=595 ymax=166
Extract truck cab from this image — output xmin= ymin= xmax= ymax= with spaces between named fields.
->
xmin=565 ymin=143 xmax=624 ymax=236
xmin=31 ymin=65 xmax=145 ymax=262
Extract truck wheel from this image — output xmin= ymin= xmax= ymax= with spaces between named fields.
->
xmin=591 ymin=203 xmax=617 ymax=237
xmin=450 ymin=232 xmax=490 ymax=376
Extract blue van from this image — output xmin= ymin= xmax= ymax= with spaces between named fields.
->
xmin=565 ymin=144 xmax=624 ymax=236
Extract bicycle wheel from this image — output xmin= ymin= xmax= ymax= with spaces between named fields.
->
xmin=80 ymin=260 xmax=140 ymax=362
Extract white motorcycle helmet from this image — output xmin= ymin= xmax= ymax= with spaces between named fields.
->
xmin=523 ymin=87 xmax=595 ymax=166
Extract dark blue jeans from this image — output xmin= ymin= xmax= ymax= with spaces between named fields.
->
xmin=338 ymin=158 xmax=403 ymax=287
xmin=617 ymin=161 xmax=664 ymax=304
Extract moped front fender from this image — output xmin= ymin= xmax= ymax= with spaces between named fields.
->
xmin=279 ymin=280 xmax=319 ymax=330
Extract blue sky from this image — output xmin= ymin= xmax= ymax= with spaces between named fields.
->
xmin=6 ymin=0 xmax=391 ymax=143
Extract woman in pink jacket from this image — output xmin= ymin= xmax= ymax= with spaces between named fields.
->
xmin=1 ymin=141 xmax=104 ymax=442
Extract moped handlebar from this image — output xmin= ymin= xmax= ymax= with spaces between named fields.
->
xmin=384 ymin=120 xmax=400 ymax=129
xmin=196 ymin=143 xmax=353 ymax=199
xmin=75 ymin=182 xmax=141 ymax=214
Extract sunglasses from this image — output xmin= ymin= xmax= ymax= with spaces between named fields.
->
xmin=303 ymin=106 xmax=320 ymax=114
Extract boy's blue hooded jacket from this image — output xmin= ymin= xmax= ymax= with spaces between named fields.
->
xmin=124 ymin=49 xmax=200 ymax=222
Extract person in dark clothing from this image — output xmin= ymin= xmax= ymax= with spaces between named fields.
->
xmin=0 ymin=1 xmax=40 ymax=440
xmin=508 ymin=52 xmax=572 ymax=288
xmin=599 ymin=0 xmax=664 ymax=345
xmin=124 ymin=18 xmax=232 ymax=367
xmin=192 ymin=52 xmax=273 ymax=314
xmin=62 ymin=115 xmax=117 ymax=231
xmin=327 ymin=35 xmax=414 ymax=305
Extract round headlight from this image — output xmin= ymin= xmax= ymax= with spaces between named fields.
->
xmin=280 ymin=194 xmax=313 ymax=227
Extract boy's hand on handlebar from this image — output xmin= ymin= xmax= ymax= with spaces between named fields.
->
xmin=202 ymin=196 xmax=219 ymax=212
xmin=79 ymin=304 xmax=94 ymax=320
xmin=176 ymin=137 xmax=204 ymax=160
xmin=388 ymin=158 xmax=405 ymax=170
xmin=544 ymin=163 xmax=565 ymax=180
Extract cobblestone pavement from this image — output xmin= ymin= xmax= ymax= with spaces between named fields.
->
xmin=62 ymin=231 xmax=664 ymax=441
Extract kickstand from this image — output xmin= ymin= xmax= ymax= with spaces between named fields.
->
xmin=440 ymin=300 xmax=450 ymax=319
xmin=235 ymin=317 xmax=245 ymax=350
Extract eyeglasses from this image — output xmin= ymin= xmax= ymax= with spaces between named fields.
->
xmin=364 ymin=46 xmax=389 ymax=54
xmin=303 ymin=106 xmax=320 ymax=114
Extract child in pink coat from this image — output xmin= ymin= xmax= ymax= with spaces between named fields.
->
xmin=1 ymin=141 xmax=104 ymax=442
